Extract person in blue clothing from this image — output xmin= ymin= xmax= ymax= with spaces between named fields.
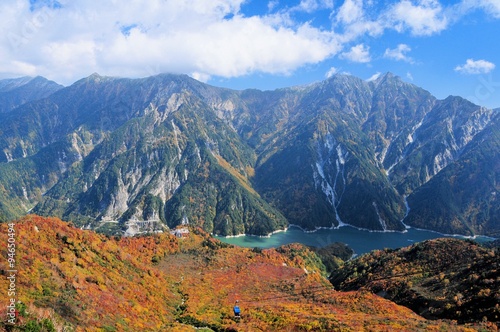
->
xmin=233 ymin=300 xmax=241 ymax=318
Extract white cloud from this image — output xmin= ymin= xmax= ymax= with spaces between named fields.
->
xmin=384 ymin=44 xmax=414 ymax=63
xmin=191 ymin=72 xmax=211 ymax=82
xmin=406 ymin=72 xmax=414 ymax=81
xmin=325 ymin=66 xmax=338 ymax=78
xmin=460 ymin=0 xmax=500 ymax=18
xmin=1 ymin=0 xmax=499 ymax=86
xmin=454 ymin=59 xmax=496 ymax=74
xmin=336 ymin=0 xmax=364 ymax=24
xmin=0 ymin=0 xmax=341 ymax=85
xmin=268 ymin=0 xmax=279 ymax=12
xmin=0 ymin=60 xmax=37 ymax=77
xmin=292 ymin=0 xmax=334 ymax=13
xmin=334 ymin=0 xmax=384 ymax=41
xmin=366 ymin=72 xmax=381 ymax=81
xmin=387 ymin=0 xmax=448 ymax=36
xmin=340 ymin=44 xmax=371 ymax=63
xmin=478 ymin=0 xmax=500 ymax=17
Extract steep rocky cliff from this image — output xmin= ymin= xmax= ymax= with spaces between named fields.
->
xmin=0 ymin=73 xmax=497 ymax=236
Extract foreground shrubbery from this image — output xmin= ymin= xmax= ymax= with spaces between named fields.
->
xmin=1 ymin=216 xmax=497 ymax=331
xmin=331 ymin=238 xmax=500 ymax=325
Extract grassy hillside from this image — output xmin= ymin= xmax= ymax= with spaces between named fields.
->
xmin=2 ymin=216 xmax=496 ymax=331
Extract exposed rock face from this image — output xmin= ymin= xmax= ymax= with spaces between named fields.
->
xmin=0 ymin=73 xmax=497 ymax=236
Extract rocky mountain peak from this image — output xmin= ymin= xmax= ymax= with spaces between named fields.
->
xmin=0 ymin=72 xmax=497 ymax=237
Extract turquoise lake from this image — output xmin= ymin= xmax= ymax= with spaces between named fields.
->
xmin=216 ymin=225 xmax=494 ymax=256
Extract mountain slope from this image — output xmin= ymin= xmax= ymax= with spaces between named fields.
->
xmin=0 ymin=76 xmax=63 ymax=114
xmin=404 ymin=112 xmax=500 ymax=236
xmin=364 ymin=72 xmax=437 ymax=168
xmin=0 ymin=73 xmax=497 ymax=236
xmin=250 ymin=75 xmax=406 ymax=231
xmin=31 ymin=86 xmax=285 ymax=235
xmin=330 ymin=238 xmax=500 ymax=324
xmin=1 ymin=216 xmax=495 ymax=331
xmin=387 ymin=96 xmax=496 ymax=195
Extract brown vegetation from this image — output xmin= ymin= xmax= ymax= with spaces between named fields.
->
xmin=330 ymin=238 xmax=500 ymax=326
xmin=0 ymin=216 xmax=497 ymax=331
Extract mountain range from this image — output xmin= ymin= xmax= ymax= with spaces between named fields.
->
xmin=0 ymin=73 xmax=498 ymax=236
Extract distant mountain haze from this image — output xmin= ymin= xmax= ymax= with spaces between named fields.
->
xmin=0 ymin=76 xmax=63 ymax=114
xmin=0 ymin=73 xmax=497 ymax=237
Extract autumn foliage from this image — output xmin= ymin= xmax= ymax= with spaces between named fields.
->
xmin=331 ymin=238 xmax=500 ymax=326
xmin=0 ymin=216 xmax=497 ymax=331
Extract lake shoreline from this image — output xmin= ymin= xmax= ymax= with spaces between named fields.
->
xmin=216 ymin=224 xmax=496 ymax=255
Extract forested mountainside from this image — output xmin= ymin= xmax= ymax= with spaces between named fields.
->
xmin=0 ymin=73 xmax=497 ymax=236
xmin=1 ymin=216 xmax=497 ymax=331
xmin=330 ymin=238 xmax=500 ymax=325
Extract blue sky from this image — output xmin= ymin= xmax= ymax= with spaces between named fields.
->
xmin=0 ymin=0 xmax=499 ymax=108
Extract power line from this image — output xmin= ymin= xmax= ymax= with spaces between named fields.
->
xmin=233 ymin=258 xmax=498 ymax=304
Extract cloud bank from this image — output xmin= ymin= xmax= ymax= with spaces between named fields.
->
xmin=0 ymin=0 xmax=497 ymax=85
xmin=0 ymin=0 xmax=343 ymax=83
